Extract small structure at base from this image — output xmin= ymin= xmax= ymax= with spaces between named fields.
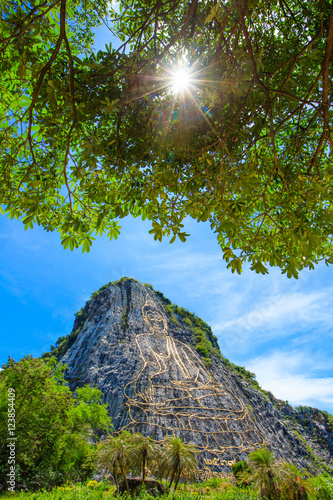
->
xmin=119 ymin=477 xmax=166 ymax=497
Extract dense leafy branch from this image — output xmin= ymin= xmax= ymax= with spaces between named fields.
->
xmin=1 ymin=0 xmax=333 ymax=277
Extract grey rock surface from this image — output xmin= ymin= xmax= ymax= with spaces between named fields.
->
xmin=61 ymin=278 xmax=333 ymax=478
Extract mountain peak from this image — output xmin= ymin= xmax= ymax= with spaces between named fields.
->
xmin=43 ymin=279 xmax=333 ymax=477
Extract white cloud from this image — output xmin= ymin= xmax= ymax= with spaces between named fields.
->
xmin=223 ymin=292 xmax=327 ymax=328
xmin=151 ymin=250 xmax=218 ymax=273
xmin=219 ymin=290 xmax=332 ymax=331
xmin=209 ymin=283 xmax=333 ymax=356
xmin=247 ymin=350 xmax=333 ymax=412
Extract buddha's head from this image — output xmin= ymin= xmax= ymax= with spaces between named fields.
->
xmin=142 ymin=296 xmax=168 ymax=337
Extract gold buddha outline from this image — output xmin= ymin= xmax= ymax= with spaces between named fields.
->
xmin=122 ymin=295 xmax=265 ymax=458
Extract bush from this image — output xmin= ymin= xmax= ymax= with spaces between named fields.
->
xmin=165 ymin=304 xmax=174 ymax=315
xmin=202 ymin=476 xmax=229 ymax=489
xmin=309 ymin=474 xmax=333 ymax=500
xmin=195 ymin=343 xmax=209 ymax=358
xmin=231 ymin=460 xmax=251 ymax=487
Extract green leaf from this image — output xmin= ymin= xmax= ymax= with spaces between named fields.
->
xmin=107 ymin=221 xmax=121 ymax=240
xmin=250 ymin=261 xmax=269 ymax=275
xmin=177 ymin=232 xmax=190 ymax=243
xmin=227 ymin=258 xmax=243 ymax=275
xmin=61 ymin=236 xmax=72 ymax=250
xmin=69 ymin=236 xmax=78 ymax=251
xmin=22 ymin=215 xmax=35 ymax=224
xmin=82 ymin=238 xmax=92 ymax=253
xmin=223 ymin=247 xmax=237 ymax=263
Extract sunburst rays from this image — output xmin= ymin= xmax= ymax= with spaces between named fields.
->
xmin=125 ymin=58 xmax=218 ymax=140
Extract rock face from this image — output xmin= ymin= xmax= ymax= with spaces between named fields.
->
xmin=60 ymin=278 xmax=333 ymax=479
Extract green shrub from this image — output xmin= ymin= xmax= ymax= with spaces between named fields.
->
xmin=231 ymin=460 xmax=251 ymax=487
xmin=165 ymin=304 xmax=174 ymax=315
xmin=196 ymin=343 xmax=209 ymax=357
xmin=121 ymin=310 xmax=127 ymax=329
xmin=309 ymin=474 xmax=333 ymax=499
xmin=202 ymin=476 xmax=227 ymax=489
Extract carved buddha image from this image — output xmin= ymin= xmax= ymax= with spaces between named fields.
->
xmin=123 ymin=295 xmax=264 ymax=457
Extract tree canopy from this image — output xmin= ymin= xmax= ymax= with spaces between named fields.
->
xmin=1 ymin=0 xmax=333 ymax=277
xmin=0 ymin=356 xmax=112 ymax=489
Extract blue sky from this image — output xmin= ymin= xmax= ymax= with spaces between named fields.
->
xmin=1 ymin=213 xmax=333 ymax=414
xmin=1 ymin=19 xmax=333 ymax=415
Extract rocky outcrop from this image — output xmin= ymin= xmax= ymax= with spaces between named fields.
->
xmin=55 ymin=278 xmax=333 ymax=478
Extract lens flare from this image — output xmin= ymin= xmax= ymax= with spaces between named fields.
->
xmin=172 ymin=68 xmax=190 ymax=92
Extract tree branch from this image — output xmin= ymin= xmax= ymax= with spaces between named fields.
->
xmin=321 ymin=5 xmax=333 ymax=131
xmin=0 ymin=0 xmax=61 ymax=51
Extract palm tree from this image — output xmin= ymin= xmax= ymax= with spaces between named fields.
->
xmin=96 ymin=430 xmax=133 ymax=493
xmin=248 ymin=447 xmax=285 ymax=500
xmin=129 ymin=433 xmax=161 ymax=483
xmin=158 ymin=436 xmax=198 ymax=491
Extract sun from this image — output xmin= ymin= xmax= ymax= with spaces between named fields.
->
xmin=171 ymin=68 xmax=191 ymax=92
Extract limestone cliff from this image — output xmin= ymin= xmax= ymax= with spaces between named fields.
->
xmin=45 ymin=278 xmax=333 ymax=478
